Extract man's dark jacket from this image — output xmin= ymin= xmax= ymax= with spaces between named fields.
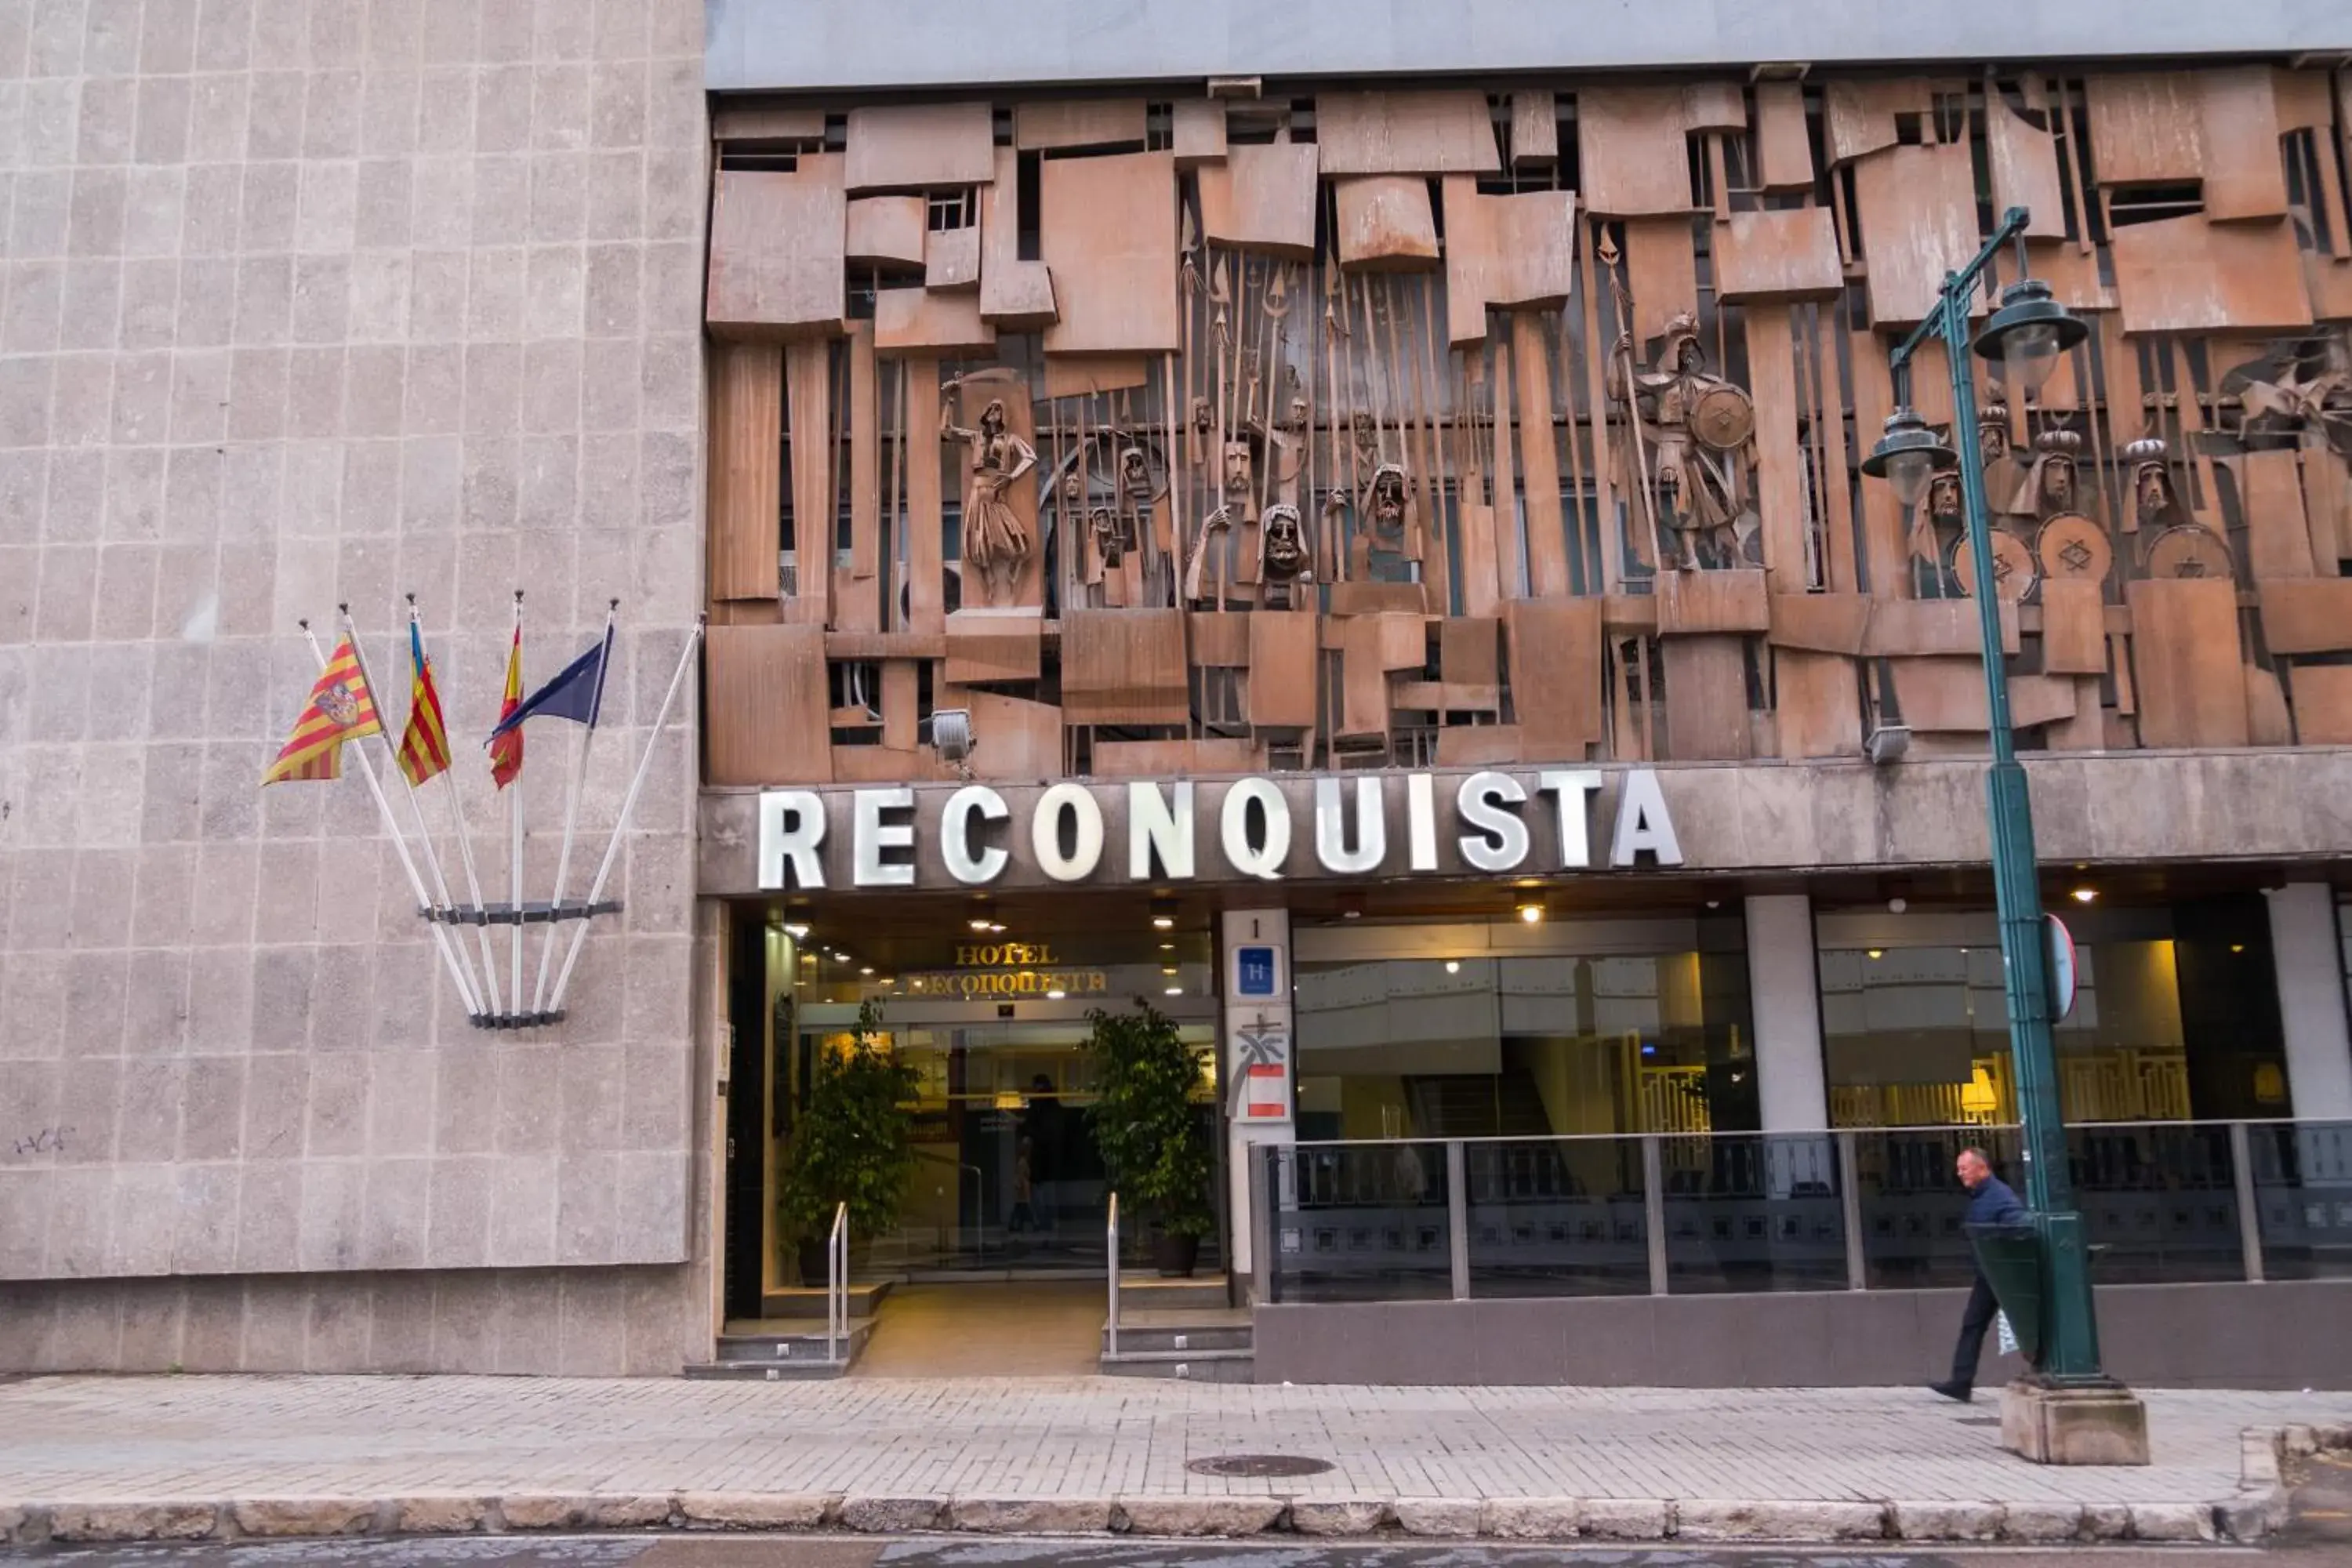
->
xmin=1965 ymin=1172 xmax=2029 ymax=1226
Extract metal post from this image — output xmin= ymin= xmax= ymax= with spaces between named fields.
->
xmin=1885 ymin=205 xmax=2107 ymax=1386
xmin=1446 ymin=1139 xmax=1470 ymax=1301
xmin=1106 ymin=1192 xmax=1120 ymax=1357
xmin=1641 ymin=1134 xmax=1669 ymax=1296
xmin=1836 ymin=1130 xmax=1867 ymax=1291
xmin=2230 ymin=1120 xmax=2266 ymax=1284
xmin=1250 ymin=1145 xmax=1274 ymax=1305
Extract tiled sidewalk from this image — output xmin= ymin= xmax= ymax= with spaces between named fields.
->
xmin=2 ymin=1374 xmax=2347 ymax=1509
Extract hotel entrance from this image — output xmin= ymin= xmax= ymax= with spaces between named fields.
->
xmin=717 ymin=892 xmax=1226 ymax=1367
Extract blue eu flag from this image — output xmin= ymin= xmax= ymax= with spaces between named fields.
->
xmin=485 ymin=625 xmax=612 ymax=744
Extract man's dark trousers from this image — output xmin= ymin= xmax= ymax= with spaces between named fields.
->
xmin=1949 ymin=1272 xmax=2002 ymax=1391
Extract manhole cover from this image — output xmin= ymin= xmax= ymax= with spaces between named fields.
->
xmin=1187 ymin=1454 xmax=1334 ymax=1478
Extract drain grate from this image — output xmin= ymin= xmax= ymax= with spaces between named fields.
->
xmin=1956 ymin=1416 xmax=2001 ymax=1427
xmin=1187 ymin=1454 xmax=1334 ymax=1478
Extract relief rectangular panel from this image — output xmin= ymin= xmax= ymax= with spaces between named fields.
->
xmin=1014 ymin=99 xmax=1147 ymax=151
xmin=1196 ymin=141 xmax=1320 ymax=259
xmin=1656 ymin=568 xmax=1771 ymax=634
xmin=1889 ymin=657 xmax=2080 ymax=732
xmin=844 ymin=102 xmax=995 ymax=191
xmin=874 ymin=288 xmax=997 ymax=355
xmin=1985 ymin=94 xmax=2067 ymax=241
xmin=2288 ymin=663 xmax=2352 ymax=744
xmin=1659 ymin=633 xmax=1751 ymax=760
xmin=2256 ymin=578 xmax=2352 ymax=653
xmin=1744 ymin=307 xmax=1808 ymax=580
xmin=846 ymin=195 xmax=926 ymax=267
xmin=1512 ymin=91 xmax=1559 ymax=164
xmin=1853 ymin=143 xmax=1980 ymax=327
xmin=1512 ymin=311 xmax=1571 ymax=597
xmin=708 ymin=342 xmax=782 ymax=602
xmin=1768 ymin=591 xmax=1872 ymax=655
xmin=1338 ymin=614 xmax=1392 ymax=741
xmin=1316 ymin=91 xmax=1500 ymax=175
xmin=940 ymin=687 xmax=1065 ymax=780
xmin=1713 ymin=208 xmax=1844 ymax=303
xmin=1189 ymin=611 xmax=1252 ymax=667
xmin=2085 ymin=74 xmax=2205 ymax=184
xmin=1487 ymin=189 xmax=1580 ymax=309
xmin=1755 ymin=81 xmax=1814 ymax=193
xmin=785 ymin=342 xmax=833 ymax=626
xmin=1503 ymin=597 xmax=1604 ymax=753
xmin=2248 ymin=663 xmax=2293 ymax=745
xmin=1824 ymin=80 xmax=1931 ymax=166
xmin=708 ymin=161 xmax=847 ymax=341
xmin=1093 ymin=739 xmax=1258 ymax=776
xmin=1864 ymin=599 xmax=2021 ymax=657
xmin=1173 ymin=100 xmax=1228 ymax=167
xmin=2198 ymin=66 xmax=2289 ymax=222
xmin=1441 ymin=616 xmax=1503 ymax=691
xmin=2038 ymin=578 xmax=2108 ymax=675
xmin=2128 ymin=577 xmax=2252 ymax=747
xmin=2239 ymin=448 xmax=2316 ymax=579
xmin=1623 ymin=215 xmax=1698 ymax=347
xmin=713 ymin=104 xmax=827 ymax=143
xmin=1041 ymin=354 xmax=1151 ymax=399
xmin=2110 ymin=214 xmax=2313 ymax=335
xmin=1040 ymin=150 xmax=1180 ymax=354
xmin=926 ymin=225 xmax=980 ymax=291
xmin=1334 ymin=176 xmax=1441 ymax=270
xmin=944 ymin=608 xmax=1044 ymax=686
xmin=1774 ymin=649 xmax=1861 ymax=759
xmin=1247 ymin=609 xmax=1321 ymax=728
xmin=843 ymin=324 xmax=882 ymax=632
xmin=1577 ymin=85 xmax=1693 ymax=216
xmin=904 ymin=358 xmax=945 ymax=633
xmin=1062 ymin=608 xmax=1191 ymax=724
xmin=706 ymin=623 xmax=832 ymax=785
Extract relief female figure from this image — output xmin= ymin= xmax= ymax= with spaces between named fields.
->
xmin=942 ymin=394 xmax=1037 ymax=607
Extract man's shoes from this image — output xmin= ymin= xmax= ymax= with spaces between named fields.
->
xmin=1929 ymin=1380 xmax=1973 ymax=1403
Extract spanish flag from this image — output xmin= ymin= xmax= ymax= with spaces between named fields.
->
xmin=261 ymin=637 xmax=383 ymax=785
xmin=396 ymin=621 xmax=452 ymax=786
xmin=488 ymin=625 xmax=524 ymax=789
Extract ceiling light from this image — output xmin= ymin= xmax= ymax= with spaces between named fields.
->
xmin=1047 ymin=989 xmax=1066 ymax=1000
xmin=859 ymin=967 xmax=873 ymax=976
xmin=1152 ymin=915 xmax=1174 ymax=930
xmin=2230 ymin=943 xmax=2245 ymax=954
xmin=2071 ymin=887 xmax=2096 ymax=904
xmin=1518 ymin=901 xmax=1544 ymax=924
xmin=1162 ymin=966 xmax=1178 ymax=975
xmin=1445 ymin=960 xmax=1460 ymax=974
xmin=1164 ymin=986 xmax=1182 ymax=996
xmin=988 ymin=923 xmax=1006 ymax=934
xmin=1867 ymin=949 xmax=1883 ymax=960
xmin=913 ymin=978 xmax=925 ymax=989
xmin=1150 ymin=895 xmax=1177 ymax=930
xmin=782 ymin=923 xmax=808 ymax=939
xmin=970 ymin=918 xmax=992 ymax=931
xmin=1158 ymin=942 xmax=1174 ymax=951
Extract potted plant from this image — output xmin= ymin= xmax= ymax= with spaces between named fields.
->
xmin=778 ymin=999 xmax=920 ymax=1285
xmin=1083 ymin=999 xmax=1215 ymax=1277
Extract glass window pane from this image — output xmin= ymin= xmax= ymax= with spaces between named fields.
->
xmin=2068 ymin=1122 xmax=2243 ymax=1283
xmin=1661 ymin=1133 xmax=1846 ymax=1294
xmin=1464 ymin=1137 xmax=1650 ymax=1296
xmin=2250 ymin=1120 xmax=2352 ymax=1281
xmin=1266 ymin=1142 xmax=1451 ymax=1303
xmin=1852 ymin=1127 xmax=2024 ymax=1290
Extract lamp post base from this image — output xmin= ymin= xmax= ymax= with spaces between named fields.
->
xmin=2000 ymin=1378 xmax=2151 ymax=1466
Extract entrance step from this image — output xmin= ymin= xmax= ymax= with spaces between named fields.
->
xmin=758 ymin=1280 xmax=895 ymax=1319
xmin=1098 ymin=1347 xmax=1256 ymax=1382
xmin=686 ymin=1320 xmax=873 ymax=1381
xmin=1100 ymin=1307 xmax=1252 ymax=1356
xmin=1116 ymin=1273 xmax=1231 ymax=1312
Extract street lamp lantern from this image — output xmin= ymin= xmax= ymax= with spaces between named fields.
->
xmin=1976 ymin=276 xmax=2090 ymax=394
xmin=1857 ymin=205 xmax=2146 ymax=1462
xmin=1860 ymin=407 xmax=1958 ymax=510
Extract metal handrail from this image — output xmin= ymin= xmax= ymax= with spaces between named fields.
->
xmin=1105 ymin=1192 xmax=1120 ymax=1358
xmin=826 ymin=1200 xmax=848 ymax=1365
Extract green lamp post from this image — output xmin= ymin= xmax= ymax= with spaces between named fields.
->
xmin=1860 ymin=207 xmax=2116 ymax=1392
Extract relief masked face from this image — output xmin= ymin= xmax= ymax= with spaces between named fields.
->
xmin=981 ymin=401 xmax=1006 ymax=437
xmin=2042 ymin=460 xmax=2074 ymax=511
xmin=1929 ymin=472 xmax=1962 ymax=518
xmin=1980 ymin=423 xmax=2008 ymax=465
xmin=1263 ymin=507 xmax=1303 ymax=573
xmin=2136 ymin=465 xmax=2171 ymax=520
xmin=1372 ymin=470 xmax=1405 ymax=527
xmin=1286 ymin=397 xmax=1308 ymax=430
xmin=1190 ymin=397 xmax=1214 ymax=433
xmin=1121 ymin=448 xmax=1149 ymax=488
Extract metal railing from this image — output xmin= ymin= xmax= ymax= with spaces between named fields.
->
xmin=825 ymin=1201 xmax=848 ymax=1364
xmin=1105 ymin=1192 xmax=1120 ymax=1357
xmin=1253 ymin=1118 xmax=2352 ymax=1305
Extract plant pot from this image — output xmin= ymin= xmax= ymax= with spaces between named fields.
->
xmin=1152 ymin=1232 xmax=1200 ymax=1279
xmin=795 ymin=1236 xmax=829 ymax=1287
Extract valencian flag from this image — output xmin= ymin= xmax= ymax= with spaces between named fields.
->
xmin=261 ymin=637 xmax=383 ymax=785
xmin=395 ymin=622 xmax=452 ymax=786
xmin=488 ymin=625 xmax=524 ymax=789
xmin=486 ymin=624 xmax=613 ymax=746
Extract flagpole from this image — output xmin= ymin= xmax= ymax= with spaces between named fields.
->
xmin=408 ymin=593 xmax=503 ymax=1019
xmin=532 ymin=597 xmax=618 ymax=1018
xmin=300 ymin=620 xmax=482 ymax=1018
xmin=507 ymin=590 xmax=526 ymax=1019
xmin=548 ymin=613 xmax=706 ymax=1013
xmin=340 ymin=603 xmax=489 ymax=1020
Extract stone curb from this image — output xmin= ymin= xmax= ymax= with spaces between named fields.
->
xmin=7 ymin=1428 xmax=2349 ymax=1553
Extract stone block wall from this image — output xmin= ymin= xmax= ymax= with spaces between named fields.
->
xmin=0 ymin=0 xmax=713 ymax=1373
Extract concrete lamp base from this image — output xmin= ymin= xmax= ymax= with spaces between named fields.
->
xmin=1999 ymin=1379 xmax=2151 ymax=1465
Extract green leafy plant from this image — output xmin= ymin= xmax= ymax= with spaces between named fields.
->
xmin=778 ymin=998 xmax=920 ymax=1245
xmin=1083 ymin=1000 xmax=1215 ymax=1239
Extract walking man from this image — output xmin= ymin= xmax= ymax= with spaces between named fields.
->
xmin=1930 ymin=1145 xmax=2029 ymax=1403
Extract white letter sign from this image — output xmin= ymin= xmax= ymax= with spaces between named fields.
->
xmin=851 ymin=787 xmax=915 ymax=887
xmin=1610 ymin=768 xmax=1685 ymax=866
xmin=1313 ymin=776 xmax=1386 ymax=874
xmin=940 ymin=784 xmax=1009 ymax=884
xmin=1455 ymin=771 xmax=1530 ymax=873
xmin=1221 ymin=777 xmax=1290 ymax=880
xmin=757 ymin=789 xmax=826 ymax=889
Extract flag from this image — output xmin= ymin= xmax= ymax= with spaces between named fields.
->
xmin=261 ymin=637 xmax=383 ymax=786
xmin=488 ymin=623 xmax=524 ymax=789
xmin=396 ymin=622 xmax=452 ymax=786
xmin=485 ymin=624 xmax=612 ymax=745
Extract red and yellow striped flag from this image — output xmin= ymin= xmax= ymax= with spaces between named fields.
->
xmin=488 ymin=624 xmax=524 ymax=790
xmin=261 ymin=637 xmax=383 ymax=786
xmin=396 ymin=621 xmax=452 ymax=786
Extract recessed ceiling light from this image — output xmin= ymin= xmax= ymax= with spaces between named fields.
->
xmin=1867 ymin=949 xmax=1883 ymax=960
xmin=970 ymin=918 xmax=992 ymax=931
xmin=1445 ymin=960 xmax=1460 ymax=974
xmin=1164 ymin=986 xmax=1182 ymax=996
xmin=1047 ymin=989 xmax=1066 ymax=1000
xmin=859 ymin=967 xmax=873 ymax=976
xmin=1517 ymin=901 xmax=1544 ymax=924
xmin=783 ymin=924 xmax=808 ymax=939
xmin=2071 ymin=887 xmax=2096 ymax=904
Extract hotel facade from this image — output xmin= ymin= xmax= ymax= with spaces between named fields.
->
xmin=5 ymin=0 xmax=2352 ymax=1385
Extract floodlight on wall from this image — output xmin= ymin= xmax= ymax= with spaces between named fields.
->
xmin=931 ymin=708 xmax=975 ymax=775
xmin=1864 ymin=724 xmax=1911 ymax=765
